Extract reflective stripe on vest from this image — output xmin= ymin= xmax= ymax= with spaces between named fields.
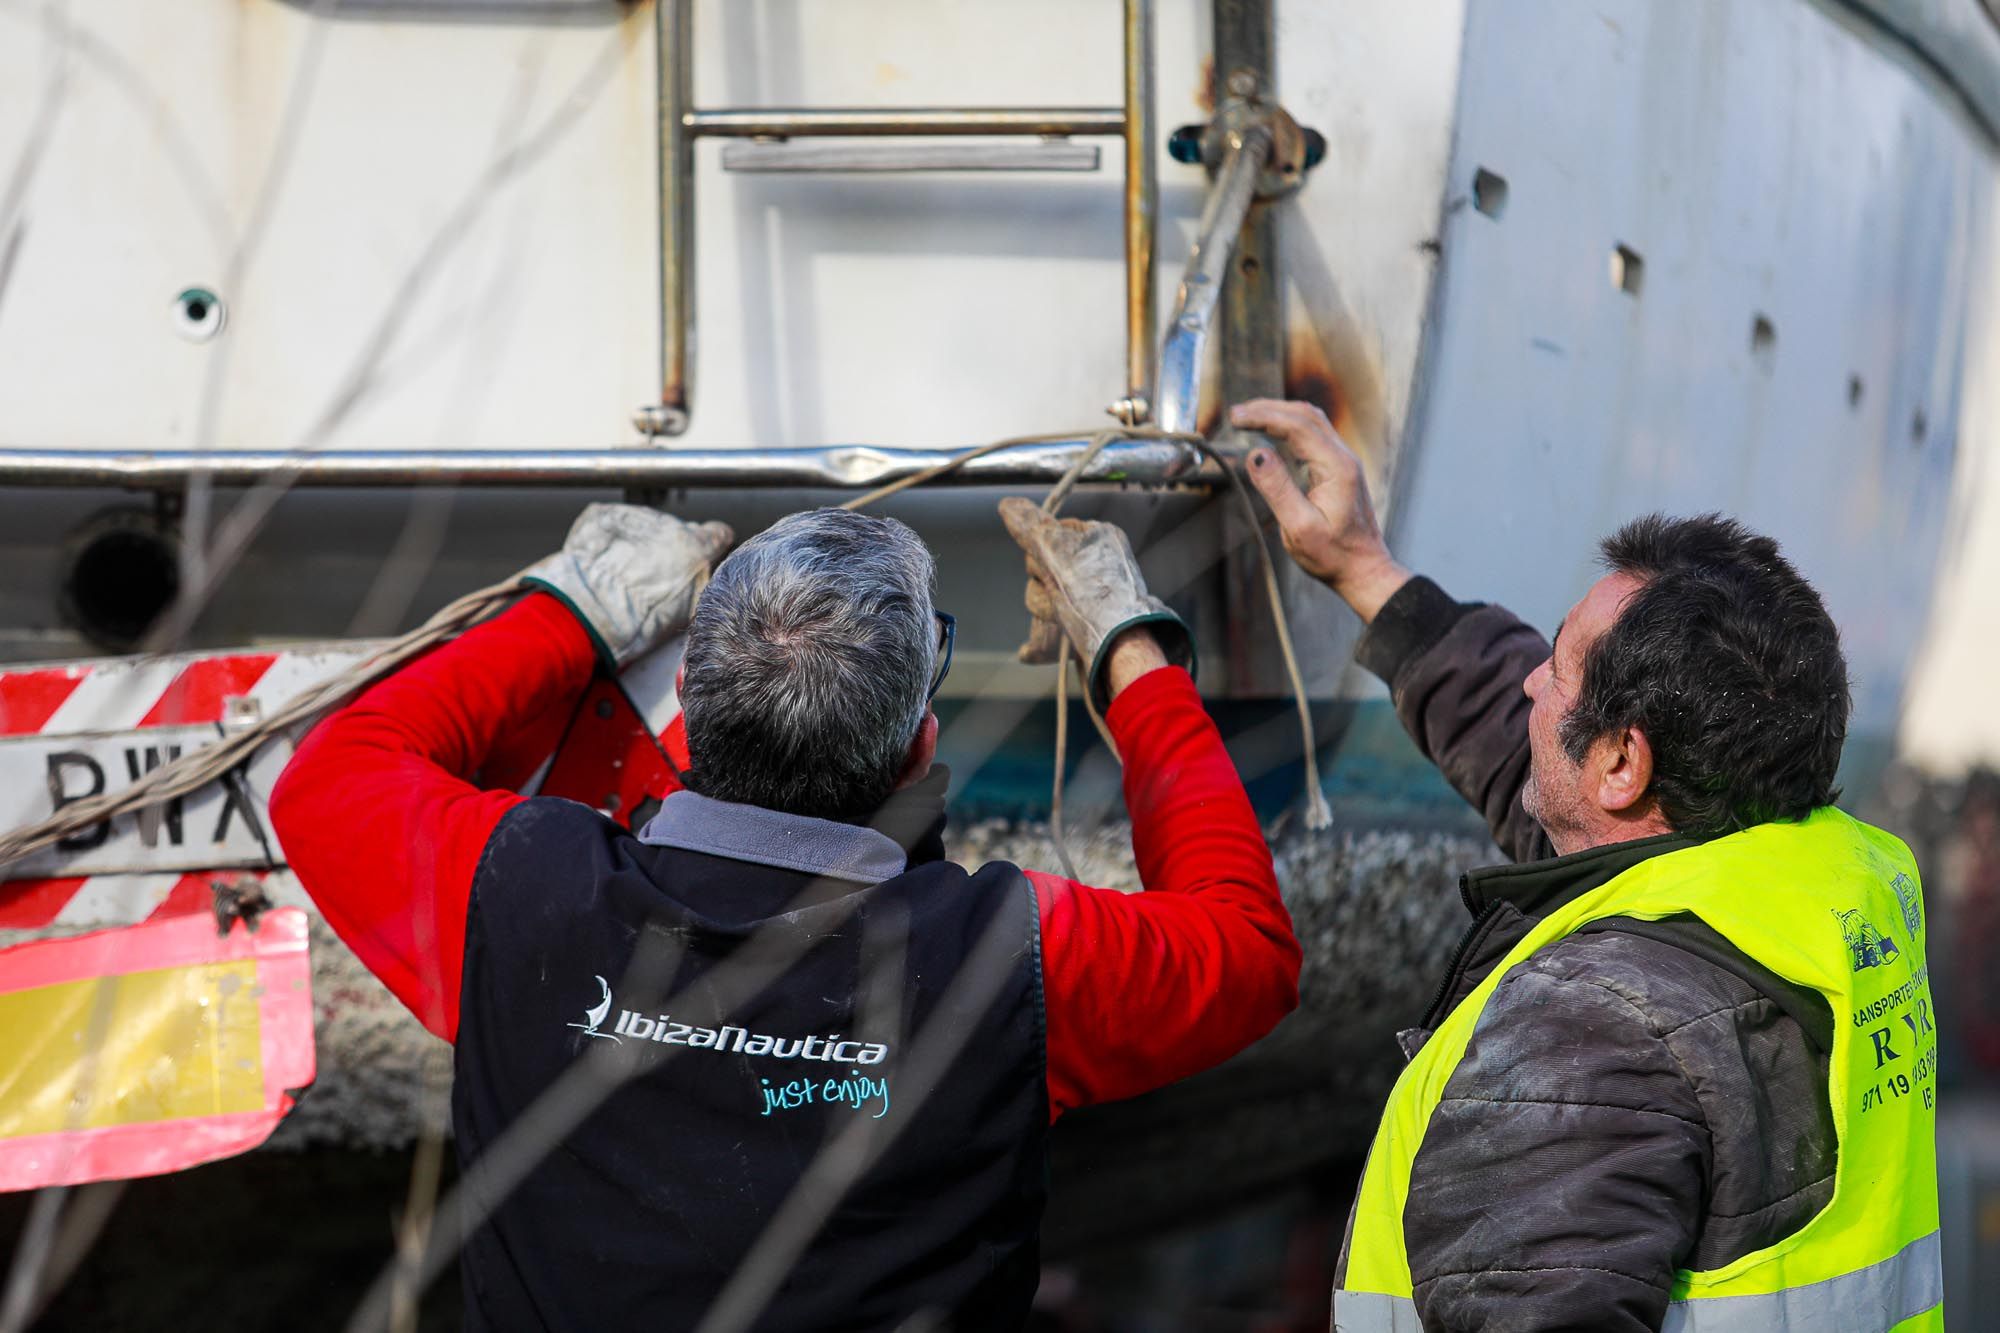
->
xmin=1660 ymin=1229 xmax=1941 ymax=1331
xmin=1331 ymin=1290 xmax=1421 ymax=1331
xmin=1333 ymin=1229 xmax=1942 ymax=1332
xmin=1339 ymin=809 xmax=1942 ymax=1328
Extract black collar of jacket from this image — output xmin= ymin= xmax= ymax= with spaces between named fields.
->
xmin=1441 ymin=828 xmax=1835 ymax=1054
xmin=867 ymin=764 xmax=952 ymax=867
xmin=1460 ymin=830 xmax=1696 ymax=919
xmin=672 ymin=765 xmax=954 ymax=870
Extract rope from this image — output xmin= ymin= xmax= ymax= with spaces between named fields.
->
xmin=0 ymin=424 xmax=1332 ymax=874
xmin=1197 ymin=435 xmax=1334 ymax=831
xmin=0 ymin=581 xmax=524 ymax=871
xmin=1048 ymin=653 xmax=1081 ymax=881
xmin=1032 ymin=428 xmax=1333 ymax=867
xmin=1042 ymin=435 xmax=1133 ymax=757
xmin=833 ymin=425 xmax=1192 ymax=513
xmin=1038 ymin=432 xmax=1121 ymax=877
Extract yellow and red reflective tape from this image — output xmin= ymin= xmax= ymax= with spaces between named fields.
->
xmin=0 ymin=908 xmax=313 ymax=1190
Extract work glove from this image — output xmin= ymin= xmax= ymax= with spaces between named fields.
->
xmin=998 ymin=497 xmax=1194 ymax=713
xmin=523 ymin=504 xmax=733 ymax=667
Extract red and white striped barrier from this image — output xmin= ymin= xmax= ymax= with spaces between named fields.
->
xmin=0 ymin=636 xmax=685 ymax=933
xmin=0 ymin=645 xmax=375 ymax=931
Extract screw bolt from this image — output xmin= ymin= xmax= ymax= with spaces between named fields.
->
xmin=1106 ymin=396 xmax=1151 ymax=426
xmin=633 ymin=404 xmax=690 ymax=438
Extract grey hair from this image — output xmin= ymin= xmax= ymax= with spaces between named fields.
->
xmin=679 ymin=508 xmax=937 ymax=822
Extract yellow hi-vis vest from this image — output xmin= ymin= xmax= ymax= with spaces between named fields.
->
xmin=1335 ymin=807 xmax=1943 ymax=1332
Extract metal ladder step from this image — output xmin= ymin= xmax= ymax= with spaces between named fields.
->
xmin=719 ymin=139 xmax=1102 ymax=174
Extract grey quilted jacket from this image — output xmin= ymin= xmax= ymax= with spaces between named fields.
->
xmin=1337 ymin=577 xmax=1837 ymax=1333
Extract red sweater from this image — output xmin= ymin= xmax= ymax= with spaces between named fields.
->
xmin=271 ymin=593 xmax=1299 ymax=1120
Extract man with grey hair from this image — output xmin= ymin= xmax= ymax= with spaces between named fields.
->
xmin=274 ymin=501 xmax=1300 ymax=1331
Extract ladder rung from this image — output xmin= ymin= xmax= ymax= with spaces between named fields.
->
xmin=721 ymin=140 xmax=1102 ymax=173
xmin=687 ymin=107 xmax=1125 ymax=139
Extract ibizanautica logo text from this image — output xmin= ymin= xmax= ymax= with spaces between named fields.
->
xmin=572 ymin=978 xmax=890 ymax=1064
xmin=610 ymin=1011 xmax=890 ymax=1064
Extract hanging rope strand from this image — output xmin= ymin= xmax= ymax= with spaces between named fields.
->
xmin=1047 ymin=650 xmax=1082 ymax=882
xmin=1197 ymin=437 xmax=1334 ymax=831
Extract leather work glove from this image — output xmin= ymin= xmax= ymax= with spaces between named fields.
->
xmin=523 ymin=503 xmax=734 ymax=667
xmin=998 ymin=497 xmax=1195 ymax=712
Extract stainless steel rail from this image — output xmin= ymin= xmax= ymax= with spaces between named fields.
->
xmin=0 ymin=440 xmax=1208 ymax=491
xmin=646 ymin=0 xmax=1159 ymax=437
xmin=1153 ymin=127 xmax=1274 ymax=435
xmin=1121 ymin=0 xmax=1159 ymax=423
xmin=652 ymin=0 xmax=694 ymax=439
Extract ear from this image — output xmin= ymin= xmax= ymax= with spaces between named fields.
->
xmin=894 ymin=712 xmax=940 ymax=791
xmin=1592 ymin=725 xmax=1655 ymax=814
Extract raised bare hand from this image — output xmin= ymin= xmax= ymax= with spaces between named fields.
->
xmin=1230 ymin=398 xmax=1412 ymax=623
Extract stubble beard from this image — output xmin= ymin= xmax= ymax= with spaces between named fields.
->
xmin=1522 ymin=740 xmax=1586 ymax=853
xmin=1512 ymin=736 xmax=1592 ymax=852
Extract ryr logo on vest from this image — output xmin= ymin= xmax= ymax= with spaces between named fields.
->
xmin=568 ymin=977 xmax=890 ymax=1064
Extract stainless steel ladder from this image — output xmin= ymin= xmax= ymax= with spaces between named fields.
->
xmin=636 ymin=0 xmax=1160 ymax=438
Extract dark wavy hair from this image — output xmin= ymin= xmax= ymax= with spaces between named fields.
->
xmin=1558 ymin=514 xmax=1850 ymax=837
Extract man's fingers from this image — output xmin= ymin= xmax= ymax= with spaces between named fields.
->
xmin=997 ymin=496 xmax=1051 ymax=553
xmin=1020 ymin=572 xmax=1064 ymax=663
xmin=1229 ymin=398 xmax=1350 ymax=473
xmin=1017 ymin=614 xmax=1063 ymax=664
xmin=1243 ymin=446 xmax=1329 ymax=540
xmin=1229 ymin=396 xmax=1328 ymax=435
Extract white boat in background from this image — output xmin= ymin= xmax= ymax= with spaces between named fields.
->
xmin=3 ymin=0 xmax=1999 ymax=1317
xmin=0 ymin=0 xmax=1989 ymax=732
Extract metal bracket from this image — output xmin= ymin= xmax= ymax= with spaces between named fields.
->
xmin=1152 ymin=97 xmax=1324 ymax=436
xmin=211 ymin=873 xmax=272 ymax=936
xmin=1169 ymin=97 xmax=1326 ymax=201
xmin=1153 ymin=125 xmax=1271 ymax=435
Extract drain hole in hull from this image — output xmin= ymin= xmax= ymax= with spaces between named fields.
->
xmin=60 ymin=510 xmax=182 ymax=651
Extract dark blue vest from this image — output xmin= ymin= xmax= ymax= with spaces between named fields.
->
xmin=451 ymin=792 xmax=1047 ymax=1331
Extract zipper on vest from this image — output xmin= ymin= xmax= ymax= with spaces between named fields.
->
xmin=1418 ymin=874 xmax=1497 ymax=1032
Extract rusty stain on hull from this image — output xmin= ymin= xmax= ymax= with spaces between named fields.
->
xmin=1190 ymin=314 xmax=1389 ymax=492
xmin=1181 ymin=211 xmax=1393 ymax=497
xmin=1283 ymin=317 xmax=1386 ymax=465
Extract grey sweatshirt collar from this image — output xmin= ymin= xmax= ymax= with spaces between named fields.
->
xmin=636 ymin=790 xmax=908 ymax=884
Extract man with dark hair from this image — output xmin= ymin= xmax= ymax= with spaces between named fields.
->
xmin=1233 ymin=399 xmax=1941 ymax=1332
xmin=1553 ymin=513 xmax=1851 ymax=838
xmin=272 ymin=502 xmax=1298 ymax=1331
